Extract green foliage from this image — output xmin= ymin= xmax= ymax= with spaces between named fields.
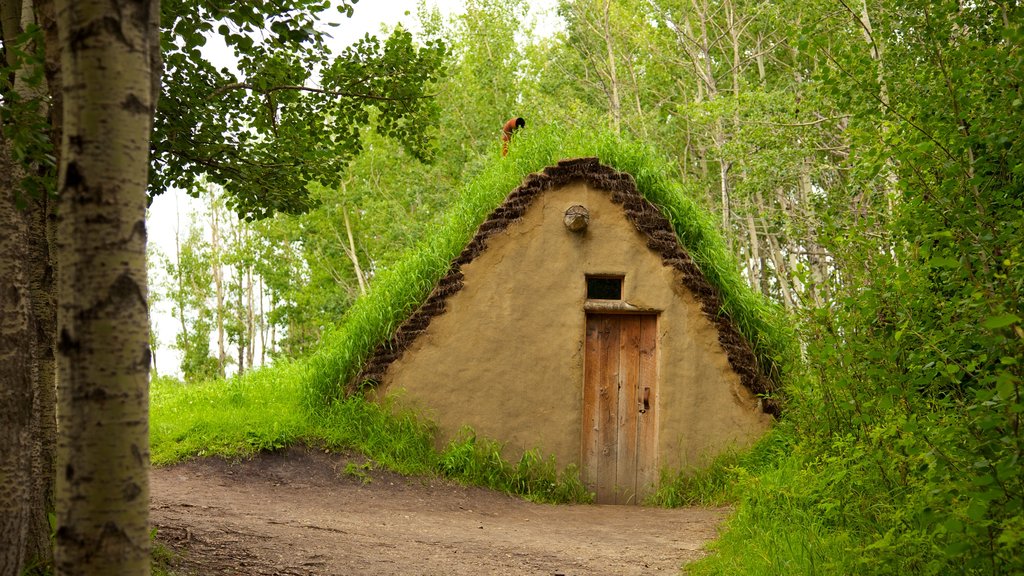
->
xmin=250 ymin=125 xmax=458 ymax=356
xmin=692 ymin=1 xmax=1024 ymax=573
xmin=142 ymin=3 xmax=1023 ymax=572
xmin=154 ymin=0 xmax=447 ymax=218
xmin=157 ymin=213 xmax=221 ymax=382
xmin=428 ymin=0 xmax=531 ymax=163
xmin=0 ymin=21 xmax=55 ymax=203
xmin=150 ymin=534 xmax=178 ymax=576
xmin=304 ymin=125 xmax=791 ymax=405
xmin=689 ymin=437 xmax=861 ymax=575
xmin=313 ymin=394 xmax=438 ymax=475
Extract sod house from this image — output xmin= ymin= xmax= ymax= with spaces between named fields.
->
xmin=358 ymin=157 xmax=777 ymax=504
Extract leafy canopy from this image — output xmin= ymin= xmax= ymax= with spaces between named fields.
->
xmin=155 ymin=0 xmax=447 ymax=218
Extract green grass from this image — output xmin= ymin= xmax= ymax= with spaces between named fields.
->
xmin=685 ymin=430 xmax=866 ymax=576
xmin=150 ymin=532 xmax=179 ymax=576
xmin=647 ymin=427 xmax=795 ymax=508
xmin=438 ymin=429 xmax=592 ymax=503
xmin=150 ymin=367 xmax=311 ymax=465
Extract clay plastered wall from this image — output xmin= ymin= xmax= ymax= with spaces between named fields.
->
xmin=379 ymin=181 xmax=772 ymax=473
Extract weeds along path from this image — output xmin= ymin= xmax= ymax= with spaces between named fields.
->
xmin=151 ymin=446 xmax=727 ymax=575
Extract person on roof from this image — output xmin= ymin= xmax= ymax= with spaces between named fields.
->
xmin=501 ymin=117 xmax=525 ymax=156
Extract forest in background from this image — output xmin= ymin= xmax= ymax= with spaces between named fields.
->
xmin=2 ymin=0 xmax=1021 ymax=574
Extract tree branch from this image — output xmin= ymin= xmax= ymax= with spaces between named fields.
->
xmin=206 ymin=82 xmax=430 ymax=103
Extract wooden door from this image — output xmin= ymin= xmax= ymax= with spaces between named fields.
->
xmin=582 ymin=313 xmax=658 ymax=504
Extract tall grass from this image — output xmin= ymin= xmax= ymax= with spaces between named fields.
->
xmin=438 ymin=430 xmax=592 ymax=504
xmin=688 ymin=445 xmax=860 ymax=575
xmin=647 ymin=427 xmax=794 ymax=508
xmin=150 ymin=367 xmax=311 ymax=465
xmin=685 ymin=419 xmax=919 ymax=575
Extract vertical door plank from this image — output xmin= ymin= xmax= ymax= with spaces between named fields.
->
xmin=636 ymin=315 xmax=659 ymax=497
xmin=616 ymin=316 xmax=642 ymax=504
xmin=596 ymin=315 xmax=620 ymax=504
xmin=581 ymin=315 xmax=601 ymax=493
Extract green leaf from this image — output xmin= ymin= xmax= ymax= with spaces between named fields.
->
xmin=944 ymin=540 xmax=972 ymax=556
xmin=982 ymin=313 xmax=1021 ymax=329
xmin=966 ymin=500 xmax=988 ymax=522
xmin=944 ymin=517 xmax=964 ymax=533
xmin=929 ymin=256 xmax=959 ymax=268
xmin=995 ymin=372 xmax=1016 ymax=400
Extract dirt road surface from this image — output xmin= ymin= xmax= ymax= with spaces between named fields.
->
xmin=150 ymin=446 xmax=728 ymax=575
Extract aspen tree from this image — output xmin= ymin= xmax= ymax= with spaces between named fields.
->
xmin=53 ymin=0 xmax=159 ymax=573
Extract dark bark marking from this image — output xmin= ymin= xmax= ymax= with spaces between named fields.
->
xmin=58 ymin=328 xmax=80 ymax=355
xmin=65 ymin=464 xmax=74 ymax=481
xmin=63 ymin=160 xmax=84 ymax=189
xmin=84 ymin=213 xmax=113 ymax=225
xmin=108 ymin=272 xmax=147 ymax=310
xmin=81 ymin=387 xmax=108 ymax=402
xmin=2 ymin=282 xmax=20 ymax=303
xmin=69 ymin=273 xmax=149 ymax=339
xmin=55 ymin=526 xmax=78 ymax=545
xmin=140 ymin=346 xmax=151 ymax=371
xmin=130 ymin=219 xmax=147 ymax=242
xmin=120 ymin=93 xmax=149 ymax=115
xmin=89 ymin=521 xmax=136 ymax=559
xmin=68 ymin=135 xmax=85 ymax=153
xmin=68 ymin=17 xmax=129 ymax=52
xmin=122 ymin=481 xmax=141 ymax=502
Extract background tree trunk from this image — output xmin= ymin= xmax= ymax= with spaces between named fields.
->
xmin=211 ymin=190 xmax=226 ymax=377
xmin=0 ymin=124 xmax=38 ymax=576
xmin=25 ymin=168 xmax=57 ymax=573
xmin=53 ymin=0 xmax=159 ymax=574
xmin=1 ymin=0 xmax=58 ymax=570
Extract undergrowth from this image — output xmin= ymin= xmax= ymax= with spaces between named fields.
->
xmin=438 ymin=429 xmax=592 ymax=504
xmin=647 ymin=427 xmax=794 ymax=508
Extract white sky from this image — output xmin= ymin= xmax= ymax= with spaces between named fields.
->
xmin=147 ymin=0 xmax=559 ymax=377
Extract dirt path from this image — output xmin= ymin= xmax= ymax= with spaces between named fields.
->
xmin=150 ymin=446 xmax=728 ymax=575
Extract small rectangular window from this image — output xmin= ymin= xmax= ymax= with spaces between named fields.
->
xmin=586 ymin=275 xmax=623 ymax=300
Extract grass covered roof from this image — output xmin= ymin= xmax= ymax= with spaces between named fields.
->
xmin=305 ymin=126 xmax=792 ymax=414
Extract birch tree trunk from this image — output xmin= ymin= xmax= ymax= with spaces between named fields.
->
xmin=211 ymin=189 xmax=226 ymax=377
xmin=236 ymin=243 xmax=246 ymax=376
xmin=259 ymin=277 xmax=267 ymax=365
xmin=247 ymin=263 xmax=255 ymax=371
xmin=343 ymin=206 xmax=367 ymax=295
xmin=53 ymin=1 xmax=159 ymax=574
xmin=600 ymin=0 xmax=621 ymax=133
